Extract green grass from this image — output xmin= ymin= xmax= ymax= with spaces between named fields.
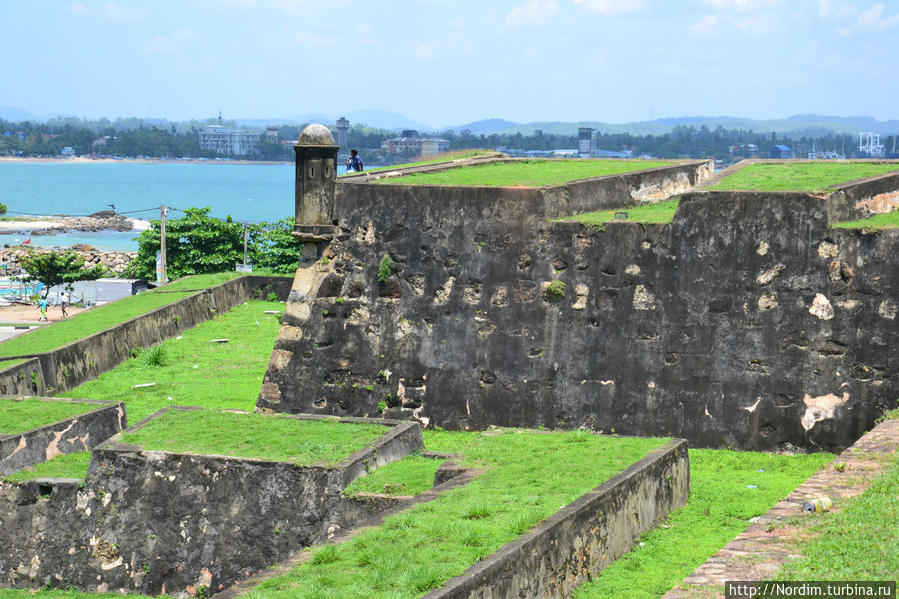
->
xmin=3 ymin=450 xmax=92 ymax=483
xmin=832 ymin=210 xmax=899 ymax=231
xmin=160 ymin=272 xmax=245 ymax=290
xmin=0 ymin=590 xmax=154 ymax=599
xmin=774 ymin=454 xmax=899 ymax=581
xmin=0 ymin=358 xmax=27 ymax=370
xmin=343 ymin=453 xmax=442 ymax=497
xmin=0 ymin=398 xmax=99 ymax=435
xmin=120 ymin=409 xmax=387 ymax=466
xmin=0 ymin=291 xmax=193 ymax=357
xmin=0 ymin=273 xmax=255 ymax=358
xmin=375 ymin=159 xmax=676 ymax=187
xmin=710 ymin=162 xmax=899 ymax=192
xmin=242 ymin=429 xmax=664 ymax=599
xmin=559 ymin=198 xmax=680 ymax=227
xmin=352 ymin=149 xmax=499 ymax=175
xmin=572 ymin=448 xmax=833 ymax=599
xmin=61 ymin=300 xmax=283 ymax=422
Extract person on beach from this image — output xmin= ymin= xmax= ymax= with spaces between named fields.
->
xmin=346 ymin=149 xmax=363 ymax=173
xmin=38 ymin=297 xmax=48 ymax=321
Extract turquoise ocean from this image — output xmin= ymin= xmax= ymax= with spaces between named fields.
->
xmin=0 ymin=161 xmax=329 ymax=251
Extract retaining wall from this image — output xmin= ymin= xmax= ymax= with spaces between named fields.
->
xmin=424 ymin=439 xmax=689 ymax=599
xmin=260 ymin=177 xmax=899 ymax=451
xmin=0 ymin=275 xmax=291 ymax=395
xmin=0 ymin=410 xmax=422 ymax=595
xmin=0 ymin=398 xmax=124 ymax=476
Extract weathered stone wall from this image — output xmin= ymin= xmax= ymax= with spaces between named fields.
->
xmin=423 ymin=439 xmax=689 ymax=599
xmin=0 ymin=399 xmax=124 ymax=476
xmin=0 ymin=359 xmax=45 ymax=396
xmin=0 ymin=411 xmax=422 ymax=595
xmin=260 ymin=182 xmax=898 ymax=451
xmin=0 ymin=275 xmax=291 ymax=395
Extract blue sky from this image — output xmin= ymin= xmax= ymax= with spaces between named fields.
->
xmin=5 ymin=0 xmax=899 ymax=127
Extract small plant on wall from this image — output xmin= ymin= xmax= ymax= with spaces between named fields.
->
xmin=377 ymin=255 xmax=392 ymax=284
xmin=544 ymin=280 xmax=565 ymax=301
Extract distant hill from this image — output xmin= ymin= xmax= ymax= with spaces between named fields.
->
xmin=0 ymin=106 xmax=37 ymax=122
xmin=238 ymin=110 xmax=434 ymax=132
xmin=488 ymin=115 xmax=899 ymax=137
xmin=446 ymin=119 xmax=522 ymax=135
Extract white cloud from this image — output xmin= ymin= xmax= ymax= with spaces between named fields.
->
xmin=697 ymin=0 xmax=783 ymax=11
xmin=689 ymin=13 xmax=720 ymax=33
xmin=573 ymin=0 xmax=645 ymax=15
xmin=143 ymin=29 xmax=200 ymax=54
xmin=815 ymin=0 xmax=856 ymax=19
xmin=102 ymin=1 xmax=144 ymax=20
xmin=505 ymin=0 xmax=558 ymax=28
xmin=67 ymin=2 xmax=88 ymax=13
xmin=842 ymin=3 xmax=899 ymax=33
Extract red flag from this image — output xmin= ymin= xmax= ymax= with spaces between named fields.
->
xmin=23 ymin=238 xmax=31 ymax=245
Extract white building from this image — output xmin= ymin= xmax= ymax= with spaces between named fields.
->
xmin=199 ymin=125 xmax=260 ymax=156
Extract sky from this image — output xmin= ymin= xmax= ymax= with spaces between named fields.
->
xmin=4 ymin=0 xmax=899 ymax=128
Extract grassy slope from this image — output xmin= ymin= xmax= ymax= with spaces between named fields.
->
xmin=0 ymin=398 xmax=99 ymax=435
xmin=559 ymin=198 xmax=680 ymax=227
xmin=120 ymin=409 xmax=387 ymax=466
xmin=0 ymin=273 xmax=249 ymax=358
xmin=573 ymin=449 xmax=833 ymax=599
xmin=710 ymin=162 xmax=899 ymax=192
xmin=831 ymin=210 xmax=899 ymax=231
xmin=244 ymin=429 xmax=664 ymax=599
xmin=3 ymin=450 xmax=92 ymax=483
xmin=343 ymin=453 xmax=441 ymax=497
xmin=376 ymin=159 xmax=675 ymax=187
xmin=774 ymin=456 xmax=899 ymax=581
xmin=353 ymin=150 xmax=498 ymax=175
xmin=61 ymin=300 xmax=283 ymax=422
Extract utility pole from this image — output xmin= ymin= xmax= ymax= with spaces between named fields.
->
xmin=160 ymin=204 xmax=168 ymax=285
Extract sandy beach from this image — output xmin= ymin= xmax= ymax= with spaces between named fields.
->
xmin=0 ymin=302 xmax=88 ymax=323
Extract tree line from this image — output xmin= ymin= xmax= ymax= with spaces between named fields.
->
xmin=3 ymin=116 xmax=896 ymax=161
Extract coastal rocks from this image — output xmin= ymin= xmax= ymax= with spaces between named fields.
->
xmin=0 ymin=248 xmax=136 ymax=275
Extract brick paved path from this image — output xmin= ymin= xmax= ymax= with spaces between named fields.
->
xmin=663 ymin=419 xmax=899 ymax=599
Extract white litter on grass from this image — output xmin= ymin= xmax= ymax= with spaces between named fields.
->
xmin=167 ymin=397 xmax=173 ymax=401
xmin=746 ymin=485 xmax=758 ymax=489
xmin=193 ymin=365 xmax=199 ymax=369
xmin=210 ymin=339 xmax=228 ymax=343
xmin=176 ymin=336 xmax=183 ymax=340
xmin=132 ymin=383 xmax=156 ymax=388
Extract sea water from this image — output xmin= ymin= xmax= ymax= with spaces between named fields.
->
xmin=0 ymin=160 xmax=341 ymax=251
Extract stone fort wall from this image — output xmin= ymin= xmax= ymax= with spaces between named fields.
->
xmin=259 ymin=162 xmax=898 ymax=451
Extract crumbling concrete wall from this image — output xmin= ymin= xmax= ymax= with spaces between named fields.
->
xmin=260 ymin=182 xmax=898 ymax=451
xmin=0 ymin=399 xmax=124 ymax=476
xmin=0 ymin=412 xmax=422 ymax=595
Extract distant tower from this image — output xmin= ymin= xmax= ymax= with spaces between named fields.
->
xmin=858 ymin=132 xmax=884 ymax=158
xmin=578 ymin=128 xmax=595 ymax=157
xmin=293 ymin=124 xmax=339 ymax=243
xmin=336 ymin=117 xmax=349 ymax=148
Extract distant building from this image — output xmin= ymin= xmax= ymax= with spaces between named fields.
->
xmin=381 ymin=131 xmax=450 ymax=157
xmin=265 ymin=127 xmax=279 ymax=144
xmin=858 ymin=132 xmax=885 ymax=158
xmin=578 ymin=128 xmax=595 ymax=157
xmin=768 ymin=144 xmax=794 ymax=159
xmin=199 ymin=125 xmax=260 ymax=156
xmin=336 ymin=117 xmax=349 ymax=148
xmin=60 ymin=146 xmax=75 ymax=157
xmin=594 ymin=149 xmax=633 ymax=158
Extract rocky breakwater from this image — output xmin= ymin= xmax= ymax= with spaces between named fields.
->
xmin=0 ymin=247 xmax=136 ymax=275
xmin=23 ymin=211 xmax=136 ymax=236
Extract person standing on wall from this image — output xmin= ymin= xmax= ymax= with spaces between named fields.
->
xmin=346 ymin=149 xmax=363 ymax=173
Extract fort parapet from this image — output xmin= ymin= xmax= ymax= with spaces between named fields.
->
xmin=260 ymin=143 xmax=898 ymax=451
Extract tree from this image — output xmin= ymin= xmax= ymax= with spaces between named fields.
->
xmin=126 ymin=208 xmax=304 ymax=280
xmin=19 ymin=251 xmax=106 ymax=298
